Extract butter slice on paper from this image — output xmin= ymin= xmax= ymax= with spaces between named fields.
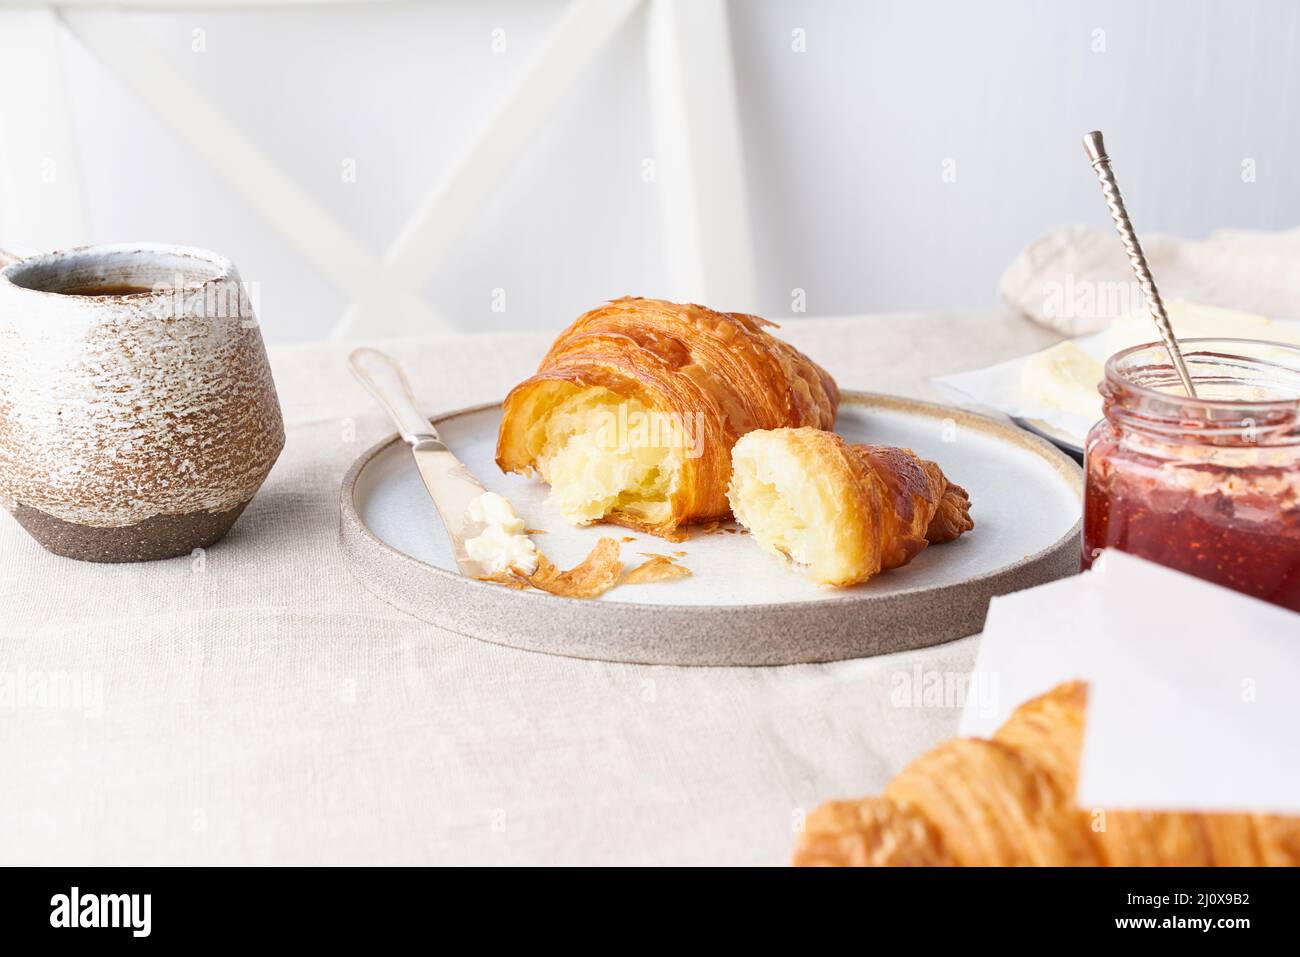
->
xmin=1019 ymin=340 xmax=1105 ymax=421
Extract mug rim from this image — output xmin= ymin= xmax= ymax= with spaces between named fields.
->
xmin=0 ymin=242 xmax=235 ymax=300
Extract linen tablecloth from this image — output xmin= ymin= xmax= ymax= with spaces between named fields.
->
xmin=0 ymin=311 xmax=1060 ymax=865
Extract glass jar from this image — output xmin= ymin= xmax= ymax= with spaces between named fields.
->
xmin=1083 ymin=338 xmax=1300 ymax=612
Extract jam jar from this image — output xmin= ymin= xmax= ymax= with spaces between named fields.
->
xmin=1083 ymin=338 xmax=1300 ymax=612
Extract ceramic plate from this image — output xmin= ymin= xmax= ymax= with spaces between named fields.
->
xmin=340 ymin=392 xmax=1082 ymax=665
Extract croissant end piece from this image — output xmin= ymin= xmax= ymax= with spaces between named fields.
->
xmin=794 ymin=681 xmax=1300 ymax=866
xmin=495 ymin=298 xmax=839 ymax=539
xmin=728 ymin=427 xmax=972 ymax=586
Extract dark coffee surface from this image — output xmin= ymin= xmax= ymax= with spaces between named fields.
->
xmin=57 ymin=282 xmax=159 ymax=297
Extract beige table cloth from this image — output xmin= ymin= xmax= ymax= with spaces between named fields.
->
xmin=0 ymin=311 xmax=1060 ymax=865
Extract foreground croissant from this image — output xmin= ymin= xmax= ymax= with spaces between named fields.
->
xmin=794 ymin=681 xmax=1300 ymax=866
xmin=729 ymin=428 xmax=972 ymax=586
xmin=496 ymin=297 xmax=839 ymax=538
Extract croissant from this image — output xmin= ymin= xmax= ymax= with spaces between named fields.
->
xmin=496 ymin=297 xmax=839 ymax=538
xmin=728 ymin=427 xmax=972 ymax=586
xmin=794 ymin=681 xmax=1300 ymax=866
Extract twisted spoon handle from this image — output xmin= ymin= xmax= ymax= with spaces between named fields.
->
xmin=1083 ymin=131 xmax=1197 ymax=398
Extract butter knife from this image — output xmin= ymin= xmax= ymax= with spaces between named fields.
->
xmin=348 ymin=347 xmax=489 ymax=577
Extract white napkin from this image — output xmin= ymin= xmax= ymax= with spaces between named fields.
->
xmin=964 ymin=549 xmax=1300 ymax=814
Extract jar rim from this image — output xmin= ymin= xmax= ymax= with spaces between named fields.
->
xmin=1105 ymin=337 xmax=1300 ymax=411
xmin=1102 ymin=338 xmax=1300 ymax=445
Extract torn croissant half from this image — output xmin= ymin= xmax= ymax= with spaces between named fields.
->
xmin=495 ymin=297 xmax=839 ymax=539
xmin=728 ymin=427 xmax=973 ymax=586
xmin=794 ymin=682 xmax=1300 ymax=866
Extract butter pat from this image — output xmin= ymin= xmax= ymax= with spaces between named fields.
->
xmin=464 ymin=492 xmax=538 ymax=575
xmin=1019 ymin=340 xmax=1105 ymax=421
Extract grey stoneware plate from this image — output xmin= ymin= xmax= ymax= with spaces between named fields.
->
xmin=340 ymin=392 xmax=1083 ymax=666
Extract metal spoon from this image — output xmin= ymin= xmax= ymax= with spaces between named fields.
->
xmin=1083 ymin=130 xmax=1198 ymax=398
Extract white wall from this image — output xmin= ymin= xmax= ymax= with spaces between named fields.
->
xmin=1 ymin=0 xmax=1298 ymax=343
xmin=735 ymin=0 xmax=1300 ymax=320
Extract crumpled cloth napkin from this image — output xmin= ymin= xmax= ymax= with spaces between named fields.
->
xmin=999 ymin=223 xmax=1300 ymax=336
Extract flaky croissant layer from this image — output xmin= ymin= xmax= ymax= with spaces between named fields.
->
xmin=729 ymin=427 xmax=973 ymax=586
xmin=496 ymin=297 xmax=839 ymax=538
xmin=794 ymin=682 xmax=1300 ymax=866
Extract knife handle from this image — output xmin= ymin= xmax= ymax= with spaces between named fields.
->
xmin=348 ymin=347 xmax=441 ymax=447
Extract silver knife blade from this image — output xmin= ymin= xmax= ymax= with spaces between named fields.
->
xmin=410 ymin=439 xmax=490 ymax=577
xmin=349 ymin=347 xmax=493 ymax=579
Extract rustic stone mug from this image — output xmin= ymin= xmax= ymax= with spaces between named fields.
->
xmin=0 ymin=243 xmax=284 ymax=562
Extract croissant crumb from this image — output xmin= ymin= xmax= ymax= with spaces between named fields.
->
xmin=517 ymin=537 xmax=623 ymax=599
xmin=622 ymin=554 xmax=691 ymax=585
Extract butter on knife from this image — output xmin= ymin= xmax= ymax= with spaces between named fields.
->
xmin=464 ymin=491 xmax=539 ymax=575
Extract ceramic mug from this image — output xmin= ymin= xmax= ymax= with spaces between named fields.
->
xmin=0 ymin=243 xmax=284 ymax=562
